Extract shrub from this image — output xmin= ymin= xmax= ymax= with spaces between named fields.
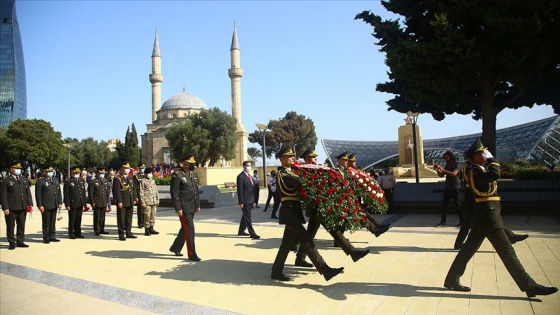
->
xmin=154 ymin=176 xmax=171 ymax=185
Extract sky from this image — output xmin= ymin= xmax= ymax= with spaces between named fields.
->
xmin=17 ymin=0 xmax=557 ymax=164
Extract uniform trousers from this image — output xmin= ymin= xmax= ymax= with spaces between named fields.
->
xmin=272 ymin=223 xmax=328 ymax=275
xmin=270 ymin=190 xmax=281 ymax=218
xmin=68 ymin=207 xmax=83 ymax=237
xmin=4 ymin=209 xmax=26 ymax=244
xmin=137 ymin=203 xmax=144 ymax=227
xmin=238 ymin=203 xmax=257 ymax=236
xmin=170 ymin=212 xmax=196 ymax=257
xmin=117 ymin=206 xmax=134 ymax=236
xmin=93 ymin=207 xmax=107 ymax=233
xmin=143 ymin=204 xmax=157 ymax=228
xmin=296 ymin=214 xmax=321 ymax=260
xmin=41 ymin=208 xmax=57 ymax=240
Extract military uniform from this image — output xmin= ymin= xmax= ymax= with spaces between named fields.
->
xmin=64 ymin=167 xmax=87 ymax=238
xmin=139 ymin=167 xmax=160 ymax=235
xmin=1 ymin=163 xmax=33 ymax=249
xmin=135 ymin=163 xmax=146 ymax=228
xmin=89 ymin=169 xmax=109 ymax=235
xmin=113 ymin=163 xmax=137 ymax=240
xmin=35 ymin=168 xmax=63 ymax=243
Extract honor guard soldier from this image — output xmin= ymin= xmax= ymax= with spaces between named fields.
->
xmin=444 ymin=137 xmax=557 ymax=297
xmin=169 ymin=154 xmax=202 ymax=261
xmin=113 ymin=162 xmax=138 ymax=241
xmin=89 ymin=167 xmax=109 ymax=236
xmin=271 ymin=146 xmax=344 ymax=282
xmin=135 ymin=162 xmax=146 ymax=228
xmin=1 ymin=162 xmax=33 ymax=249
xmin=139 ymin=167 xmax=160 ymax=236
xmin=64 ymin=166 xmax=87 ymax=239
xmin=36 ymin=166 xmax=63 ymax=243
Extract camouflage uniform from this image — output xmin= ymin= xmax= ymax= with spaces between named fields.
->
xmin=139 ymin=177 xmax=159 ymax=230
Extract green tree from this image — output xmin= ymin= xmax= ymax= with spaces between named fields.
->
xmin=165 ymin=108 xmax=237 ymax=166
xmin=65 ymin=137 xmax=115 ymax=170
xmin=0 ymin=127 xmax=8 ymax=172
xmin=356 ymin=0 xmax=560 ymax=153
xmin=248 ymin=111 xmax=317 ymax=158
xmin=247 ymin=147 xmax=262 ymax=161
xmin=116 ymin=124 xmax=140 ymax=167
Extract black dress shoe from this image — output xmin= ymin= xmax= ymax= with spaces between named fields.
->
xmin=511 ymin=234 xmax=529 ymax=244
xmin=350 ymin=249 xmax=370 ymax=262
xmin=126 ymin=234 xmax=137 ymax=239
xmin=49 ymin=238 xmax=61 ymax=242
xmin=295 ymin=259 xmax=313 ymax=267
xmin=525 ymin=284 xmax=558 ymax=297
xmin=171 ymin=250 xmax=183 ymax=256
xmin=456 ymin=222 xmax=463 ymax=227
xmin=76 ymin=235 xmax=85 ymax=239
xmin=435 ymin=222 xmax=446 ymax=227
xmin=263 ymin=208 xmax=267 ymax=212
xmin=444 ymin=281 xmax=471 ymax=292
xmin=250 ymin=235 xmax=261 ymax=239
xmin=95 ymin=232 xmax=100 ymax=236
xmin=271 ymin=273 xmax=292 ymax=281
xmin=323 ymin=267 xmax=344 ymax=281
xmin=271 ymin=215 xmax=279 ymax=219
xmin=373 ymin=226 xmax=389 ymax=237
xmin=69 ymin=235 xmax=76 ymax=239
xmin=255 ymin=206 xmax=260 ymax=208
xmin=42 ymin=239 xmax=50 ymax=244
xmin=118 ymin=236 xmax=126 ymax=241
xmin=149 ymin=228 xmax=159 ymax=235
xmin=378 ymin=223 xmax=391 ymax=229
xmin=238 ymin=232 xmax=249 ymax=236
xmin=16 ymin=243 xmax=29 ymax=248
xmin=99 ymin=231 xmax=109 ymax=235
xmin=189 ymin=256 xmax=201 ymax=261
xmin=8 ymin=243 xmax=16 ymax=250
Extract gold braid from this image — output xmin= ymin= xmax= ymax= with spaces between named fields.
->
xmin=118 ymin=176 xmax=130 ymax=191
xmin=468 ymin=165 xmax=497 ymax=197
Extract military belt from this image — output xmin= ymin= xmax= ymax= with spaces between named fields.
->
xmin=281 ymin=197 xmax=298 ymax=202
xmin=475 ymin=196 xmax=501 ymax=203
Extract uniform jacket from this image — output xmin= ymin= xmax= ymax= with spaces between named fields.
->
xmin=277 ymin=166 xmax=305 ymax=225
xmin=236 ymin=171 xmax=255 ymax=205
xmin=469 ymin=158 xmax=504 ymax=229
xmin=35 ymin=176 xmax=62 ymax=209
xmin=113 ymin=174 xmax=137 ymax=207
xmin=170 ymin=168 xmax=200 ymax=213
xmin=139 ymin=177 xmax=159 ymax=206
xmin=64 ymin=177 xmax=86 ymax=209
xmin=1 ymin=174 xmax=33 ymax=210
xmin=89 ymin=177 xmax=108 ymax=208
xmin=134 ymin=174 xmax=144 ymax=202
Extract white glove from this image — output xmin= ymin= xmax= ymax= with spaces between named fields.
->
xmin=481 ymin=149 xmax=494 ymax=160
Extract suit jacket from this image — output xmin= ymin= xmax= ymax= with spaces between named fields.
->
xmin=469 ymin=158 xmax=504 ymax=229
xmin=1 ymin=174 xmax=33 ymax=210
xmin=64 ymin=177 xmax=86 ymax=209
xmin=277 ymin=166 xmax=305 ymax=225
xmin=89 ymin=177 xmax=108 ymax=208
xmin=113 ymin=174 xmax=136 ymax=207
xmin=236 ymin=171 xmax=254 ymax=205
xmin=170 ymin=168 xmax=200 ymax=213
xmin=35 ymin=176 xmax=62 ymax=209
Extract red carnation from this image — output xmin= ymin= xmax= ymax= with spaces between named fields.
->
xmin=354 ymin=217 xmax=359 ymax=223
xmin=339 ymin=215 xmax=346 ymax=220
xmin=315 ymin=197 xmax=321 ymax=205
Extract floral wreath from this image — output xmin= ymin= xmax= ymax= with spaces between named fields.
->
xmin=346 ymin=167 xmax=387 ymax=215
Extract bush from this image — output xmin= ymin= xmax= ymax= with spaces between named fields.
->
xmin=501 ymin=161 xmax=560 ymax=180
xmin=154 ymin=176 xmax=171 ymax=185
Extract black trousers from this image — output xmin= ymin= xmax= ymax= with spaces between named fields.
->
xmin=264 ymin=186 xmax=273 ymax=209
xmin=253 ymin=184 xmax=260 ymax=205
xmin=68 ymin=207 xmax=83 ymax=237
xmin=117 ymin=206 xmax=134 ymax=236
xmin=383 ymin=189 xmax=395 ymax=213
xmin=4 ymin=209 xmax=26 ymax=244
xmin=272 ymin=223 xmax=328 ymax=275
xmin=170 ymin=212 xmax=196 ymax=257
xmin=446 ymin=227 xmax=536 ymax=291
xmin=270 ymin=191 xmax=281 ymax=217
xmin=238 ymin=203 xmax=257 ymax=236
xmin=296 ymin=215 xmax=321 ymax=260
xmin=41 ymin=208 xmax=57 ymax=240
xmin=136 ymin=202 xmax=144 ymax=227
xmin=93 ymin=207 xmax=107 ymax=233
xmin=441 ymin=188 xmax=463 ymax=224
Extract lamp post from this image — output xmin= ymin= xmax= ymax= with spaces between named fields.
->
xmin=407 ymin=111 xmax=420 ymax=183
xmin=63 ymin=144 xmax=71 ymax=180
xmin=255 ymin=123 xmax=268 ymax=188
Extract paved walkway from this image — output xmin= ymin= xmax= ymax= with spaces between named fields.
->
xmin=1 ymin=201 xmax=559 ymax=314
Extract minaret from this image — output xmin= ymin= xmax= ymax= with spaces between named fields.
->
xmin=228 ymin=23 xmax=247 ymax=166
xmin=149 ymin=29 xmax=164 ymax=122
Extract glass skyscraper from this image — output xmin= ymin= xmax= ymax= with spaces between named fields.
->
xmin=0 ymin=0 xmax=27 ymax=128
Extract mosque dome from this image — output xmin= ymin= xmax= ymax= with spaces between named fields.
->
xmin=161 ymin=89 xmax=208 ymax=110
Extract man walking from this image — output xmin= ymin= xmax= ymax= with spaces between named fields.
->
xmin=236 ymin=161 xmax=260 ymax=239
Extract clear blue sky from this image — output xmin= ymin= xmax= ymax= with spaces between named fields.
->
xmin=18 ymin=0 xmax=556 ymax=164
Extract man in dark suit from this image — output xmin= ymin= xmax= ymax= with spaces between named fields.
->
xmin=89 ymin=167 xmax=109 ymax=236
xmin=271 ymin=146 xmax=344 ymax=282
xmin=1 ymin=162 xmax=33 ymax=249
xmin=169 ymin=154 xmax=202 ymax=261
xmin=113 ymin=162 xmax=137 ymax=241
xmin=444 ymin=137 xmax=557 ymax=297
xmin=36 ymin=166 xmax=63 ymax=243
xmin=236 ymin=160 xmax=260 ymax=239
xmin=64 ymin=166 xmax=87 ymax=239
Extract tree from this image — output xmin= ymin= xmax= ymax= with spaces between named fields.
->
xmin=165 ymin=108 xmax=237 ymax=166
xmin=116 ymin=124 xmax=140 ymax=167
xmin=64 ymin=137 xmax=116 ymax=170
xmin=356 ymin=0 xmax=560 ymax=153
xmin=248 ymin=111 xmax=318 ymax=158
xmin=247 ymin=147 xmax=262 ymax=161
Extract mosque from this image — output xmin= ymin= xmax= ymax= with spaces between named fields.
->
xmin=141 ymin=25 xmax=247 ymax=168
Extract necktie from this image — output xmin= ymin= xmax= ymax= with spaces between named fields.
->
xmin=247 ymin=173 xmax=253 ymax=184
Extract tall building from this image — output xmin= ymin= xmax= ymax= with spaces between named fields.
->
xmin=0 ymin=0 xmax=27 ymax=129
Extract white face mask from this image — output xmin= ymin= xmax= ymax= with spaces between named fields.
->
xmin=47 ymin=172 xmax=54 ymax=177
xmin=245 ymin=166 xmax=251 ymax=173
xmin=100 ymin=174 xmax=105 ymax=179
xmin=14 ymin=169 xmax=22 ymax=176
xmin=73 ymin=174 xmax=80 ymax=179
xmin=124 ymin=168 xmax=130 ymax=175
xmin=140 ymin=168 xmax=145 ymax=174
xmin=147 ymin=173 xmax=153 ymax=179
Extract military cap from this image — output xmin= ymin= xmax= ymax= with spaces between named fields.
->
xmin=43 ymin=166 xmax=54 ymax=172
xmin=70 ymin=166 xmax=81 ymax=173
xmin=144 ymin=167 xmax=153 ymax=174
xmin=335 ymin=151 xmax=349 ymax=160
xmin=464 ymin=137 xmax=487 ymax=158
xmin=120 ymin=161 xmax=131 ymax=169
xmin=299 ymin=148 xmax=318 ymax=159
xmin=348 ymin=153 xmax=356 ymax=162
xmin=10 ymin=162 xmax=22 ymax=169
xmin=181 ymin=154 xmax=196 ymax=164
xmin=96 ymin=167 xmax=106 ymax=174
xmin=275 ymin=146 xmax=296 ymax=159
xmin=138 ymin=162 xmax=146 ymax=168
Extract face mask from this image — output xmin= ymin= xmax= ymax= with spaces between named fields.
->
xmin=147 ymin=173 xmax=153 ymax=179
xmin=47 ymin=172 xmax=54 ymax=177
xmin=73 ymin=174 xmax=80 ymax=179
xmin=14 ymin=169 xmax=22 ymax=176
xmin=188 ymin=164 xmax=195 ymax=171
xmin=124 ymin=168 xmax=130 ymax=175
xmin=140 ymin=168 xmax=145 ymax=174
xmin=245 ymin=166 xmax=251 ymax=173
xmin=100 ymin=174 xmax=105 ymax=179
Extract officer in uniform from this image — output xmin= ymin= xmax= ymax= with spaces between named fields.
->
xmin=89 ymin=167 xmax=109 ymax=236
xmin=444 ymin=137 xmax=557 ymax=297
xmin=64 ymin=166 xmax=87 ymax=239
xmin=169 ymin=154 xmax=202 ymax=261
xmin=139 ymin=167 xmax=160 ymax=236
xmin=36 ymin=166 xmax=63 ymax=243
xmin=1 ymin=162 xmax=33 ymax=249
xmin=135 ymin=162 xmax=146 ymax=228
xmin=271 ymin=146 xmax=344 ymax=282
xmin=113 ymin=162 xmax=137 ymax=240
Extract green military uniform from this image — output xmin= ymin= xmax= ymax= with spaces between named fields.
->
xmin=64 ymin=166 xmax=87 ymax=239
xmin=113 ymin=162 xmax=138 ymax=240
xmin=35 ymin=166 xmax=62 ymax=243
xmin=1 ymin=162 xmax=33 ymax=249
xmin=89 ymin=168 xmax=109 ymax=235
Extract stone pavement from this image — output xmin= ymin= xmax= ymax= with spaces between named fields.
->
xmin=1 ymin=202 xmax=559 ymax=314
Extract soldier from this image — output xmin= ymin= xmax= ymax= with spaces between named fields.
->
xmin=444 ymin=137 xmax=557 ymax=297
xmin=35 ymin=166 xmax=63 ymax=243
xmin=139 ymin=167 xmax=160 ymax=236
xmin=169 ymin=154 xmax=202 ymax=261
xmin=64 ymin=166 xmax=87 ymax=239
xmin=271 ymin=146 xmax=344 ymax=282
xmin=113 ymin=162 xmax=137 ymax=241
xmin=89 ymin=167 xmax=109 ymax=236
xmin=135 ymin=162 xmax=146 ymax=228
xmin=1 ymin=162 xmax=33 ymax=249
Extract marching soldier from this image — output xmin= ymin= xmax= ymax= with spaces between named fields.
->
xmin=113 ymin=162 xmax=137 ymax=241
xmin=35 ymin=166 xmax=63 ymax=243
xmin=135 ymin=162 xmax=146 ymax=228
xmin=139 ymin=167 xmax=160 ymax=236
xmin=64 ymin=166 xmax=87 ymax=239
xmin=1 ymin=162 xmax=33 ymax=249
xmin=89 ymin=167 xmax=109 ymax=236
